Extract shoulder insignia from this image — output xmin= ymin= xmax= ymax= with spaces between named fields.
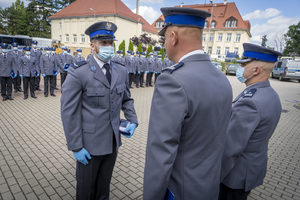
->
xmin=243 ymin=88 xmax=257 ymax=98
xmin=73 ymin=61 xmax=87 ymax=69
xmin=90 ymin=65 xmax=97 ymax=73
xmin=111 ymin=60 xmax=125 ymax=66
xmin=162 ymin=62 xmax=184 ymax=73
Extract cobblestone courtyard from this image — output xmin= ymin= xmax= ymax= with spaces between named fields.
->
xmin=0 ymin=76 xmax=299 ymax=200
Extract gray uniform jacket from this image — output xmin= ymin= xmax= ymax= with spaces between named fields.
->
xmin=9 ymin=51 xmax=23 ymax=72
xmin=61 ymin=56 xmax=138 ymax=156
xmin=73 ymin=55 xmax=85 ymax=63
xmin=155 ymin=59 xmax=163 ymax=73
xmin=111 ymin=55 xmax=125 ymax=66
xmin=58 ymin=54 xmax=73 ymax=73
xmin=19 ymin=55 xmax=38 ymax=77
xmin=0 ymin=53 xmax=15 ymax=77
xmin=148 ymin=57 xmax=156 ymax=72
xmin=31 ymin=49 xmax=42 ymax=72
xmin=124 ymin=56 xmax=135 ymax=73
xmin=40 ymin=54 xmax=57 ymax=75
xmin=221 ymin=80 xmax=281 ymax=191
xmin=143 ymin=54 xmax=233 ymax=200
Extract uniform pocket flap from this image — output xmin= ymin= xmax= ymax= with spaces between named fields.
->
xmin=86 ymin=88 xmax=105 ymax=96
xmin=116 ymin=85 xmax=126 ymax=94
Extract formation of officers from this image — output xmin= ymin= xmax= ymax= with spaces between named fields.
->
xmin=0 ymin=41 xmax=170 ymax=101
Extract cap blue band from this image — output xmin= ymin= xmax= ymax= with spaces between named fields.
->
xmin=89 ymin=29 xmax=114 ymax=38
xmin=165 ymin=14 xmax=206 ymax=27
xmin=244 ymin=51 xmax=278 ymax=62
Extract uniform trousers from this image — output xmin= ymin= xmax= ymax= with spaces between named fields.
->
xmin=154 ymin=73 xmax=161 ymax=83
xmin=76 ymin=145 xmax=117 ymax=200
xmin=1 ymin=77 xmax=13 ymax=98
xmin=129 ymin=73 xmax=135 ymax=87
xmin=23 ymin=77 xmax=35 ymax=98
xmin=139 ymin=72 xmax=144 ymax=87
xmin=44 ymin=75 xmax=55 ymax=96
xmin=218 ymin=183 xmax=250 ymax=200
xmin=34 ymin=74 xmax=41 ymax=90
xmin=146 ymin=72 xmax=153 ymax=86
xmin=61 ymin=72 xmax=67 ymax=87
xmin=13 ymin=72 xmax=22 ymax=91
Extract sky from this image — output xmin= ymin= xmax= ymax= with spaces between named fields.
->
xmin=1 ymin=0 xmax=299 ymax=50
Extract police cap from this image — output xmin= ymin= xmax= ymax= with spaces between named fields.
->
xmin=85 ymin=21 xmax=117 ymax=41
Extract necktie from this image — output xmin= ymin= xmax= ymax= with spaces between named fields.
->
xmin=4 ymin=54 xmax=7 ymax=59
xmin=103 ymin=63 xmax=111 ymax=84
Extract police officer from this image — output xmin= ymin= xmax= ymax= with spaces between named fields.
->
xmin=0 ymin=43 xmax=16 ymax=101
xmin=51 ymin=47 xmax=59 ymax=90
xmin=154 ymin=55 xmax=163 ymax=83
xmin=40 ymin=47 xmax=58 ymax=97
xmin=31 ymin=41 xmax=42 ymax=91
xmin=146 ymin=52 xmax=155 ymax=87
xmin=143 ymin=7 xmax=233 ymax=200
xmin=112 ymin=50 xmax=125 ymax=65
xmin=138 ymin=52 xmax=147 ymax=87
xmin=219 ymin=43 xmax=282 ymax=200
xmin=19 ymin=47 xmax=39 ymax=99
xmin=134 ymin=52 xmax=141 ymax=88
xmin=61 ymin=21 xmax=138 ymax=200
xmin=125 ymin=51 xmax=135 ymax=88
xmin=58 ymin=46 xmax=73 ymax=87
xmin=9 ymin=43 xmax=23 ymax=93
xmin=73 ymin=48 xmax=85 ymax=63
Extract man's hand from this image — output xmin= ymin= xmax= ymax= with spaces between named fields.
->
xmin=124 ymin=123 xmax=137 ymax=138
xmin=73 ymin=148 xmax=91 ymax=165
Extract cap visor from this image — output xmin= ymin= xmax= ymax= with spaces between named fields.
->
xmin=158 ymin=26 xmax=167 ymax=36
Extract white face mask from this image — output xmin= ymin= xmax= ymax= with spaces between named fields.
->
xmin=97 ymin=45 xmax=115 ymax=61
xmin=13 ymin=47 xmax=18 ymax=51
xmin=32 ymin=45 xmax=37 ymax=48
xmin=78 ymin=52 xmax=82 ymax=56
xmin=52 ymin=51 xmax=56 ymax=54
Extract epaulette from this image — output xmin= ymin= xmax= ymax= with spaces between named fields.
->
xmin=243 ymin=88 xmax=257 ymax=98
xmin=111 ymin=60 xmax=125 ymax=66
xmin=162 ymin=62 xmax=184 ymax=73
xmin=73 ymin=61 xmax=87 ymax=69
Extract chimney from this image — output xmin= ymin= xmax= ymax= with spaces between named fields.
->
xmin=136 ymin=0 xmax=140 ymax=15
xmin=180 ymin=2 xmax=184 ymax=7
xmin=224 ymin=0 xmax=227 ymax=5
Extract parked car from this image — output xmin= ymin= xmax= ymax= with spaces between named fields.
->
xmin=272 ymin=60 xmax=300 ymax=82
xmin=225 ymin=52 xmax=239 ymax=62
xmin=212 ymin=62 xmax=223 ymax=71
xmin=225 ymin=64 xmax=240 ymax=75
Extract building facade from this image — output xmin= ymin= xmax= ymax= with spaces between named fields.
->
xmin=50 ymin=0 xmax=158 ymax=57
xmin=152 ymin=2 xmax=251 ymax=60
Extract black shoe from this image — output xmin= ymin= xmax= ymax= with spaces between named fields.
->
xmin=2 ymin=97 xmax=7 ymax=101
xmin=18 ymin=89 xmax=23 ymax=92
xmin=24 ymin=96 xmax=28 ymax=100
xmin=54 ymin=87 xmax=59 ymax=90
xmin=130 ymin=86 xmax=134 ymax=89
xmin=44 ymin=94 xmax=48 ymax=97
xmin=50 ymin=94 xmax=56 ymax=97
xmin=141 ymin=86 xmax=145 ymax=88
xmin=37 ymin=89 xmax=42 ymax=91
xmin=14 ymin=90 xmax=18 ymax=93
xmin=8 ymin=97 xmax=14 ymax=100
xmin=31 ymin=96 xmax=37 ymax=99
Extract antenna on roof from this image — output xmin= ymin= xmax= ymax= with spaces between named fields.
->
xmin=136 ymin=0 xmax=140 ymax=15
xmin=224 ymin=0 xmax=227 ymax=5
xmin=180 ymin=1 xmax=184 ymax=7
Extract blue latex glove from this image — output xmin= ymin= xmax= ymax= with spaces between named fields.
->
xmin=138 ymin=71 xmax=141 ymax=75
xmin=42 ymin=73 xmax=46 ymax=77
xmin=73 ymin=148 xmax=91 ymax=165
xmin=64 ymin=68 xmax=68 ymax=72
xmin=20 ymin=74 xmax=23 ymax=79
xmin=54 ymin=71 xmax=58 ymax=76
xmin=145 ymin=71 xmax=149 ymax=74
xmin=155 ymin=72 xmax=158 ymax=74
xmin=36 ymin=73 xmax=40 ymax=78
xmin=124 ymin=123 xmax=137 ymax=138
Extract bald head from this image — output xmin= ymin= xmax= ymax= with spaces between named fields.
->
xmin=164 ymin=26 xmax=203 ymax=63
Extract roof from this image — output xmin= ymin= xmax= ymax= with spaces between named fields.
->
xmin=152 ymin=2 xmax=250 ymax=33
xmin=49 ymin=0 xmax=139 ymax=22
xmin=136 ymin=15 xmax=158 ymax=34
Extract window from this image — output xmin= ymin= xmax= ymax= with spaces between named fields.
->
xmin=204 ymin=21 xmax=208 ymax=28
xmin=59 ymin=35 xmax=62 ymax=42
xmin=65 ymin=34 xmax=69 ymax=42
xmin=225 ymin=20 xmax=230 ymax=28
xmin=210 ymin=21 xmax=216 ymax=28
xmin=226 ymin=33 xmax=232 ymax=42
xmin=202 ymin=34 xmax=206 ymax=42
xmin=234 ymin=47 xmax=239 ymax=54
xmin=156 ymin=20 xmax=164 ymax=28
xmin=59 ymin=22 xmax=62 ymax=29
xmin=231 ymin=20 xmax=237 ymax=27
xmin=81 ymin=34 xmax=85 ymax=43
xmin=235 ymin=34 xmax=241 ymax=42
xmin=73 ymin=34 xmax=77 ymax=43
xmin=208 ymin=47 xmax=212 ymax=54
xmin=216 ymin=47 xmax=221 ymax=55
xmin=218 ymin=33 xmax=223 ymax=41
xmin=225 ymin=47 xmax=230 ymax=55
xmin=209 ymin=34 xmax=214 ymax=42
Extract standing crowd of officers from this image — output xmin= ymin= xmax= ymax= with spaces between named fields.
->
xmin=0 ymin=41 xmax=173 ymax=101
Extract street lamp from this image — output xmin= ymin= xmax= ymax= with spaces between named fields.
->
xmin=90 ymin=8 xmax=96 ymax=21
xmin=205 ymin=0 xmax=214 ymax=55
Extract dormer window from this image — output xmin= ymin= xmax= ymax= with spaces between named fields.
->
xmin=210 ymin=21 xmax=216 ymax=28
xmin=155 ymin=19 xmax=164 ymax=28
xmin=225 ymin=17 xmax=237 ymax=28
xmin=204 ymin=21 xmax=208 ymax=28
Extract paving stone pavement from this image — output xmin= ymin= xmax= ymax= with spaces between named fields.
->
xmin=0 ymin=76 xmax=299 ymax=200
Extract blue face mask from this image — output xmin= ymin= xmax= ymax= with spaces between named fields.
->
xmin=13 ymin=47 xmax=18 ymax=51
xmin=52 ymin=51 xmax=56 ymax=54
xmin=26 ymin=51 xmax=31 ymax=55
xmin=78 ymin=52 xmax=82 ymax=56
xmin=46 ymin=51 xmax=50 ymax=54
xmin=2 ymin=49 xmax=9 ymax=53
xmin=97 ymin=46 xmax=115 ymax=61
xmin=236 ymin=66 xmax=247 ymax=83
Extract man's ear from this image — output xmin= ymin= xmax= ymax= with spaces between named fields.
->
xmin=253 ymin=65 xmax=262 ymax=76
xmin=171 ymin=30 xmax=178 ymax=47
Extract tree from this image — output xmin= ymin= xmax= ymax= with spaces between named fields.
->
xmin=138 ymin=43 xmax=142 ymax=55
xmin=146 ymin=44 xmax=153 ymax=57
xmin=118 ymin=40 xmax=126 ymax=57
xmin=283 ymin=21 xmax=300 ymax=56
xmin=128 ymin=40 xmax=134 ymax=52
xmin=261 ymin=35 xmax=267 ymax=47
xmin=130 ymin=33 xmax=157 ymax=47
xmin=159 ymin=48 xmax=165 ymax=61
